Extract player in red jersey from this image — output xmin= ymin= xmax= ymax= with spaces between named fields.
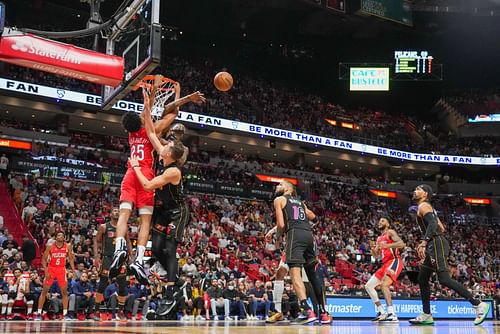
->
xmin=110 ymin=79 xmax=205 ymax=284
xmin=35 ymin=231 xmax=75 ymax=320
xmin=364 ymin=216 xmax=405 ymax=322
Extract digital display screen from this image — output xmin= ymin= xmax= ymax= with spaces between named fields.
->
xmin=468 ymin=113 xmax=500 ymax=123
xmin=395 ymin=51 xmax=433 ymax=74
xmin=350 ymin=67 xmax=389 ymax=91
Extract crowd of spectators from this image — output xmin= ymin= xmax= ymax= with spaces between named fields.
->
xmin=0 ymin=166 xmax=497 ymax=320
xmin=2 ymin=58 xmax=499 ymax=157
xmin=444 ymin=89 xmax=500 ymax=116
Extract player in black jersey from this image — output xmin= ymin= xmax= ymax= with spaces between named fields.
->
xmin=273 ymin=181 xmax=327 ymax=325
xmin=130 ymin=94 xmax=189 ymax=319
xmin=162 ymin=123 xmax=188 ymax=167
xmin=93 ymin=207 xmax=132 ymax=321
xmin=409 ymin=184 xmax=490 ymax=326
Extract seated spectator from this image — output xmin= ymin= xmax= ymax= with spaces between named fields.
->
xmin=223 ymin=280 xmax=245 ymax=320
xmin=125 ymin=277 xmax=148 ymax=320
xmin=0 ymin=270 xmax=8 ymax=319
xmin=206 ymin=279 xmax=229 ymax=320
xmin=247 ymin=280 xmax=271 ymax=320
xmin=281 ymin=282 xmax=299 ymax=320
xmin=48 ymin=282 xmax=63 ymax=319
xmin=6 ymin=268 xmax=34 ymax=319
xmin=73 ymin=272 xmax=95 ymax=319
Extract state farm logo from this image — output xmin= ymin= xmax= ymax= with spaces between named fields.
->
xmin=9 ymin=37 xmax=81 ymax=65
xmin=11 ymin=40 xmax=30 ymax=52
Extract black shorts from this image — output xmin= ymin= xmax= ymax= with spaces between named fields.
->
xmin=152 ymin=203 xmax=189 ymax=241
xmin=422 ymin=235 xmax=450 ymax=272
xmin=99 ymin=256 xmax=126 ymax=276
xmin=285 ymin=228 xmax=316 ymax=268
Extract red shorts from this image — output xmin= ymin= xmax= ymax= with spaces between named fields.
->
xmin=119 ymin=167 xmax=154 ymax=209
xmin=374 ymin=257 xmax=403 ymax=282
xmin=45 ymin=267 xmax=67 ymax=287
xmin=13 ymin=299 xmax=26 ymax=307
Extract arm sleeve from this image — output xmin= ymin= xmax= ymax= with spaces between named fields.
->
xmin=422 ymin=212 xmax=439 ymax=241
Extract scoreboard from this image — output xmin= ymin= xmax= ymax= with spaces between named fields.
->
xmin=395 ymin=51 xmax=433 ymax=74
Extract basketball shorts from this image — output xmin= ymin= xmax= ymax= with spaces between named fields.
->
xmin=374 ymin=257 xmax=403 ymax=282
xmin=152 ymin=204 xmax=189 ymax=242
xmin=284 ymin=229 xmax=316 ymax=268
xmin=120 ymin=167 xmax=155 ymax=209
xmin=45 ymin=267 xmax=67 ymax=287
xmin=422 ymin=235 xmax=450 ymax=272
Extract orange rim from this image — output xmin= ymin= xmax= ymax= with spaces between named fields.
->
xmin=132 ymin=75 xmax=177 ymax=91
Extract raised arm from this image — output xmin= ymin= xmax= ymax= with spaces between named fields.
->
xmin=154 ymin=89 xmax=206 ymax=135
xmin=142 ymin=88 xmax=164 ymax=155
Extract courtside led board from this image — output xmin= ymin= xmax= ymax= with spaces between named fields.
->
xmin=350 ymin=68 xmax=389 ymax=91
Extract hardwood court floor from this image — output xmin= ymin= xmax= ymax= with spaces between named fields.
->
xmin=0 ymin=320 xmax=498 ymax=334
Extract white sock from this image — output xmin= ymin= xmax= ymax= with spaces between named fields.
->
xmin=273 ymin=280 xmax=284 ymax=313
xmin=27 ymin=302 xmax=33 ymax=314
xmin=6 ymin=306 xmax=12 ymax=315
xmin=1 ymin=305 xmax=6 ymax=315
xmin=136 ymin=245 xmax=146 ymax=264
xmin=387 ymin=306 xmax=394 ymax=314
xmin=37 ymin=308 xmax=42 ymax=315
xmin=114 ymin=237 xmax=126 ymax=253
xmin=63 ymin=309 xmax=68 ymax=316
xmin=377 ymin=304 xmax=385 ymax=313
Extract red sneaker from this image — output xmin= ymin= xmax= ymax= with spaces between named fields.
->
xmin=136 ymin=312 xmax=142 ymax=321
xmin=320 ymin=312 xmax=332 ymax=324
xmin=294 ymin=309 xmax=316 ymax=325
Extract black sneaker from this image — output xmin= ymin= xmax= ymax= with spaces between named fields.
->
xmin=129 ymin=261 xmax=149 ymax=285
xmin=371 ymin=312 xmax=384 ymax=322
xmin=146 ymin=310 xmax=157 ymax=320
xmin=109 ymin=250 xmax=127 ymax=279
xmin=156 ymin=298 xmax=177 ymax=316
xmin=292 ymin=309 xmax=316 ymax=325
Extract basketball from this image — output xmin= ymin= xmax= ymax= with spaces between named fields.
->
xmin=214 ymin=71 xmax=233 ymax=92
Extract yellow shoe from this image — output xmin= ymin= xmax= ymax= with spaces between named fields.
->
xmin=266 ymin=312 xmax=284 ymax=323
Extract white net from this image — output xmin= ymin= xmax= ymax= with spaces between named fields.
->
xmin=138 ymin=75 xmax=177 ymax=120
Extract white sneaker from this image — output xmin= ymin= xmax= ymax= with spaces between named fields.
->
xmin=380 ymin=313 xmax=399 ymax=322
xmin=226 ymin=316 xmax=234 ymax=321
xmin=196 ymin=315 xmax=205 ymax=321
xmin=474 ymin=302 xmax=490 ymax=326
xmin=149 ymin=262 xmax=168 ymax=280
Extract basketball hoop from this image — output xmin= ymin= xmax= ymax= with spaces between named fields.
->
xmin=133 ymin=75 xmax=178 ymax=120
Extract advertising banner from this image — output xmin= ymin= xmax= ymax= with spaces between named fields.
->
xmin=325 ymin=297 xmax=494 ymax=319
xmin=184 ymin=180 xmax=273 ymax=199
xmin=360 ymin=0 xmax=413 ymax=26
xmin=350 ymin=67 xmax=389 ymax=91
xmin=1 ymin=77 xmax=499 ymax=166
xmin=0 ymin=33 xmax=123 ymax=86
